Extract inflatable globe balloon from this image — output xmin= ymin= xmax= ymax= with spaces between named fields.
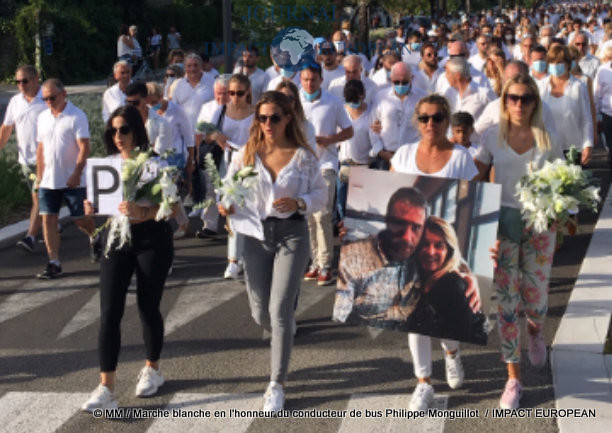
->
xmin=270 ymin=27 xmax=317 ymax=72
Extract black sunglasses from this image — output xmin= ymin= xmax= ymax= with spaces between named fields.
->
xmin=42 ymin=94 xmax=58 ymax=102
xmin=229 ymin=90 xmax=246 ymax=97
xmin=15 ymin=79 xmax=29 ymax=85
xmin=392 ymin=80 xmax=410 ymax=85
xmin=505 ymin=93 xmax=536 ymax=105
xmin=449 ymin=54 xmax=466 ymax=58
xmin=258 ymin=114 xmax=282 ymax=124
xmin=165 ymin=73 xmax=176 ymax=78
xmin=126 ymin=99 xmax=141 ymax=106
xmin=417 ymin=112 xmax=446 ymax=124
xmin=110 ymin=125 xmax=132 ymax=136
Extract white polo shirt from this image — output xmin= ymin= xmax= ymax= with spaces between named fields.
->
xmin=37 ymin=101 xmax=90 ymax=189
xmin=2 ymin=88 xmax=46 ymax=165
xmin=102 ymin=83 xmax=126 ymax=123
xmin=370 ymin=86 xmax=427 ymax=152
xmin=300 ymin=90 xmax=352 ymax=172
xmin=171 ymin=74 xmax=214 ymax=128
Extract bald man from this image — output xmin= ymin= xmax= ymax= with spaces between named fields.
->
xmin=328 ymin=55 xmax=379 ymax=106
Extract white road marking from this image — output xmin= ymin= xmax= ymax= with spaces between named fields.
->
xmin=146 ymin=392 xmax=261 ymax=433
xmin=0 ymin=391 xmax=89 ymax=433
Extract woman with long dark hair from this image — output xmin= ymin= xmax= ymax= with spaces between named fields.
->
xmin=218 ymin=91 xmax=327 ymax=412
xmin=81 ymin=105 xmax=175 ymax=411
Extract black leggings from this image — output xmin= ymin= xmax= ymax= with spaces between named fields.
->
xmin=98 ymin=220 xmax=173 ymax=372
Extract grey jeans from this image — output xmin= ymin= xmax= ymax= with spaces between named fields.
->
xmin=242 ymin=218 xmax=310 ymax=383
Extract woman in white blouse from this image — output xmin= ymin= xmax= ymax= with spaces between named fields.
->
xmin=210 ymin=74 xmax=255 ymax=279
xmin=390 ymin=94 xmax=478 ymax=412
xmin=538 ymin=44 xmax=593 ymax=165
xmin=219 ymin=91 xmax=327 ymax=412
xmin=475 ymin=74 xmax=562 ymax=410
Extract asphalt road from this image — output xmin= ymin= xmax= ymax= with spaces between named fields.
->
xmin=0 ymin=150 xmax=609 ymax=433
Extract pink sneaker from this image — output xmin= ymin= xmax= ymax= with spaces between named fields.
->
xmin=528 ymin=331 xmax=547 ymax=368
xmin=499 ymin=378 xmax=523 ymax=409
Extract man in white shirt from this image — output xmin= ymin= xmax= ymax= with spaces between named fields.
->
xmin=529 ymin=45 xmax=548 ymax=82
xmin=126 ymin=82 xmax=172 ymax=155
xmin=300 ymin=63 xmax=353 ymax=286
xmin=102 ymin=60 xmax=131 ymax=123
xmin=370 ymin=50 xmax=401 ymax=90
xmin=233 ymin=45 xmax=270 ymax=105
xmin=412 ymin=42 xmax=444 ymax=94
xmin=129 ymin=25 xmax=142 ymax=67
xmin=171 ymin=52 xmax=214 ymax=128
xmin=437 ymin=41 xmax=490 ymax=90
xmin=328 ymin=55 xmax=378 ymax=106
xmin=573 ymin=32 xmax=601 ymax=79
xmin=36 ymin=79 xmax=98 ymax=279
xmin=267 ymin=68 xmax=301 ymax=91
xmin=441 ymin=57 xmax=494 ymax=119
xmin=370 ymin=62 xmax=427 ymax=169
xmin=0 ymin=65 xmax=46 ymax=252
xmin=167 ymin=25 xmax=181 ymax=50
xmin=593 ymin=44 xmax=612 ymax=164
xmin=468 ymin=35 xmax=490 ymax=73
xmin=318 ymin=41 xmax=345 ymax=91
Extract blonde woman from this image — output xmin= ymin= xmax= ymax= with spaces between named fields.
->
xmin=475 ymin=74 xmax=563 ymax=409
xmin=218 ymin=91 xmax=327 ymax=412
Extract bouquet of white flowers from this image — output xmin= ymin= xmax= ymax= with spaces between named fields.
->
xmin=193 ymin=153 xmax=258 ymax=235
xmin=516 ymin=146 xmax=601 ymax=233
xmin=94 ymin=149 xmax=180 ymax=256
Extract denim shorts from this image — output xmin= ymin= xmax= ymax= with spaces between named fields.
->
xmin=38 ymin=187 xmax=86 ymax=216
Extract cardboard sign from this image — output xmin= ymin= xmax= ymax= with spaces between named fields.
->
xmin=86 ymin=158 xmax=123 ymax=216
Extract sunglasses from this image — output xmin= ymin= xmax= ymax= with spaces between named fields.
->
xmin=449 ymin=54 xmax=466 ymax=58
xmin=165 ymin=73 xmax=176 ymax=78
xmin=320 ymin=49 xmax=334 ymax=55
xmin=15 ymin=79 xmax=29 ymax=85
xmin=126 ymin=99 xmax=141 ymax=106
xmin=110 ymin=125 xmax=132 ymax=136
xmin=574 ymin=42 xmax=587 ymax=46
xmin=417 ymin=112 xmax=446 ymax=124
xmin=42 ymin=94 xmax=59 ymax=102
xmin=258 ymin=114 xmax=282 ymax=124
xmin=229 ymin=90 xmax=246 ymax=97
xmin=393 ymin=80 xmax=410 ymax=86
xmin=505 ymin=93 xmax=536 ymax=105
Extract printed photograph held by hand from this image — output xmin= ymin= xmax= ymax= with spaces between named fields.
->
xmin=333 ymin=167 xmax=502 ymax=345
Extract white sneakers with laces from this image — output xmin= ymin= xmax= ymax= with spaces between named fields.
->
xmin=135 ymin=365 xmax=165 ymax=397
xmin=263 ymin=381 xmax=285 ymax=413
xmin=409 ymin=382 xmax=434 ymax=411
xmin=224 ymin=261 xmax=243 ymax=279
xmin=81 ymin=384 xmax=118 ymax=412
xmin=445 ymin=352 xmax=465 ymax=389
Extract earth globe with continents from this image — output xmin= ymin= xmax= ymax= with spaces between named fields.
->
xmin=270 ymin=27 xmax=317 ymax=72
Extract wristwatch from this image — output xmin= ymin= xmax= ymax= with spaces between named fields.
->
xmin=296 ymin=197 xmax=306 ymax=212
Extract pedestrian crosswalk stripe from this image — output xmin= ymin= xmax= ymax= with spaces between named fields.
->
xmin=145 ymin=392 xmax=263 ymax=433
xmin=164 ymin=279 xmax=244 ymax=336
xmin=0 ymin=392 xmax=89 ymax=433
xmin=0 ymin=277 xmax=98 ymax=325
xmin=338 ymin=393 xmax=448 ymax=433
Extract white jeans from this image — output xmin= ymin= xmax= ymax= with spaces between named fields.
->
xmin=408 ymin=333 xmax=460 ymax=379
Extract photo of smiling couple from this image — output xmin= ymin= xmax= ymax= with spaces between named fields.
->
xmin=333 ymin=168 xmax=501 ymax=346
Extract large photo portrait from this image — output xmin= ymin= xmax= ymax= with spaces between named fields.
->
xmin=333 ymin=167 xmax=502 ymax=345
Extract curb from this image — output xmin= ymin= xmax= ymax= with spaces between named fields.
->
xmin=0 ymin=208 xmax=70 ymax=250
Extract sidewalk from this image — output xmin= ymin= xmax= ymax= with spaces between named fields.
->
xmin=552 ymin=186 xmax=612 ymax=432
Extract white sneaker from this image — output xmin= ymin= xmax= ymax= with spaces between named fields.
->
xmin=263 ymin=381 xmax=285 ymax=413
xmin=409 ymin=382 xmax=434 ymax=411
xmin=224 ymin=262 xmax=243 ymax=279
xmin=135 ymin=366 xmax=164 ymax=397
xmin=445 ymin=352 xmax=465 ymax=389
xmin=81 ymin=384 xmax=118 ymax=412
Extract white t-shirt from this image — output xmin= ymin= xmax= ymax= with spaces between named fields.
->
xmin=322 ymin=65 xmax=345 ymax=91
xmin=171 ymin=75 xmax=215 ymax=128
xmin=102 ymin=83 xmax=126 ymax=123
xmin=159 ymin=101 xmax=194 ymax=155
xmin=300 ymin=90 xmax=353 ymax=172
xmin=150 ymin=34 xmax=162 ymax=47
xmin=2 ymin=88 xmax=46 ymax=165
xmin=391 ymin=142 xmax=478 ymax=180
xmin=37 ymin=101 xmax=90 ymax=189
xmin=146 ymin=108 xmax=172 ymax=155
xmin=475 ymin=126 xmax=563 ymax=209
xmin=338 ymin=105 xmax=377 ymax=164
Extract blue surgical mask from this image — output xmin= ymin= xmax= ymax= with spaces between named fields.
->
xmin=411 ymin=42 xmax=422 ymax=51
xmin=532 ymin=60 xmax=547 ymax=73
xmin=345 ymin=101 xmax=361 ymax=109
xmin=301 ymin=88 xmax=320 ymax=102
xmin=175 ymin=62 xmax=184 ymax=70
xmin=548 ymin=63 xmax=567 ymax=76
xmin=151 ymin=103 xmax=162 ymax=111
xmin=394 ymin=83 xmax=411 ymax=95
xmin=280 ymin=68 xmax=294 ymax=78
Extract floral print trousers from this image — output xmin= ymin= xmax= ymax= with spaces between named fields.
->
xmin=495 ymin=226 xmax=556 ymax=363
